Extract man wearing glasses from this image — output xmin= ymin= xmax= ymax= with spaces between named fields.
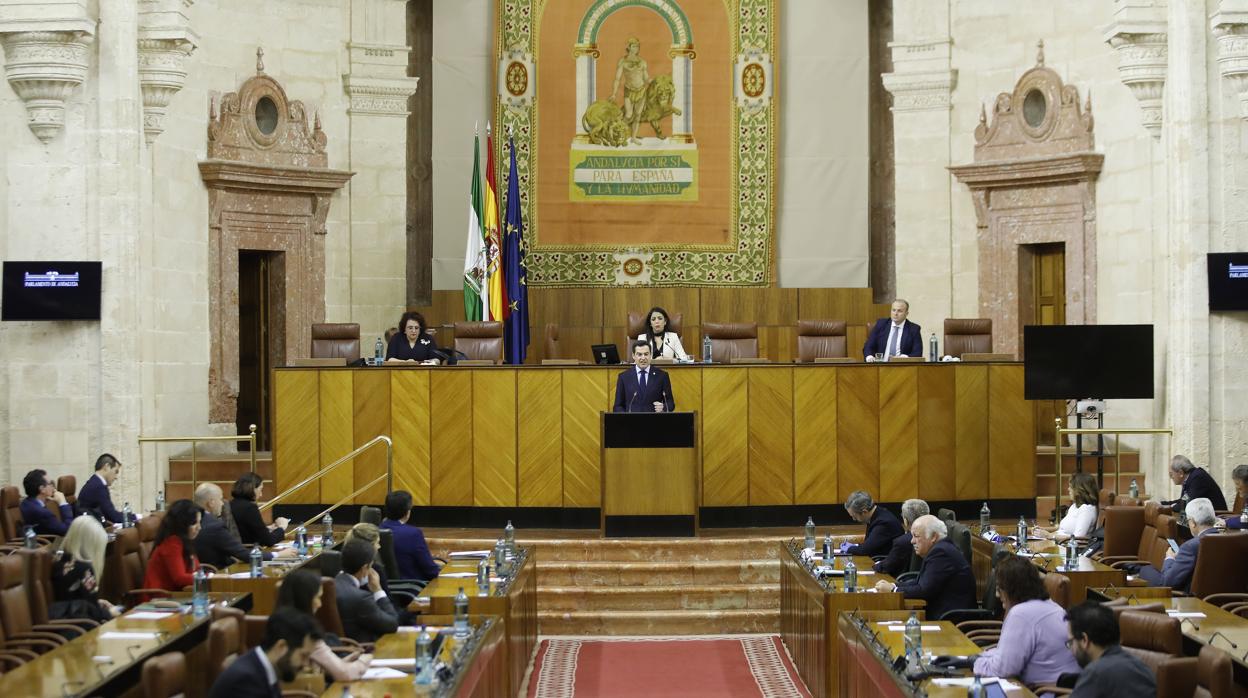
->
xmin=1064 ymin=601 xmax=1156 ymax=697
xmin=19 ymin=468 xmax=74 ymax=536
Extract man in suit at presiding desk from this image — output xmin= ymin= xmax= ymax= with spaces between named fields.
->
xmin=863 ymin=298 xmax=923 ymax=361
xmin=613 ymin=340 xmax=676 ymax=413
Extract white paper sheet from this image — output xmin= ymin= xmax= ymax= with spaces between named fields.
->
xmin=439 ymin=572 xmax=477 ymax=578
xmin=100 ymin=631 xmax=161 ymax=640
xmin=884 ymin=625 xmax=942 ymax=631
xmin=369 ymin=658 xmax=416 ymax=668
xmin=1166 ymin=611 xmax=1206 ymax=618
xmin=361 ymin=667 xmax=409 ymax=680
xmin=124 ymin=612 xmax=174 ymax=620
xmin=448 ymin=550 xmax=492 ymax=558
xmin=932 ymin=678 xmax=1021 ymax=691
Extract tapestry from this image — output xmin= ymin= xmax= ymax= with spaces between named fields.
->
xmin=494 ymin=0 xmax=778 ymax=287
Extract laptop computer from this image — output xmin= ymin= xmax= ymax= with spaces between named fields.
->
xmin=592 ymin=343 xmax=621 ymax=365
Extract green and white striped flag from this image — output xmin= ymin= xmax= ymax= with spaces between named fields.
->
xmin=463 ymin=133 xmax=487 ymax=321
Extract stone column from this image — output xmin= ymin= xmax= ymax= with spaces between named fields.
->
xmin=881 ymin=0 xmax=956 ymax=321
xmin=572 ymin=44 xmax=597 ymax=140
xmin=136 ymin=0 xmax=197 ymax=145
xmin=1104 ymin=1 xmax=1168 ymax=139
xmin=669 ymin=46 xmax=694 ymax=141
xmin=343 ymin=0 xmax=420 ymax=340
xmin=0 ymin=0 xmax=96 ymax=142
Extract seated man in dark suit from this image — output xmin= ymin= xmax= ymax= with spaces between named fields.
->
xmin=208 ymin=607 xmax=319 ymax=698
xmin=843 ymin=490 xmax=905 ymax=558
xmin=77 ymin=453 xmax=127 ymax=524
xmin=1138 ymin=497 xmax=1219 ymax=592
xmin=863 ymin=299 xmax=923 ymax=361
xmin=334 ymin=539 xmax=399 ymax=643
xmin=1161 ymin=454 xmax=1227 ymax=512
xmin=1065 ymin=601 xmax=1157 ymax=697
xmin=193 ymin=483 xmax=295 ymax=569
xmin=612 ymin=340 xmax=675 ymax=413
xmin=19 ymin=469 xmax=74 ymax=536
xmin=875 ymin=498 xmax=928 ymax=576
xmin=380 ymin=490 xmax=442 ymax=581
xmin=874 ymin=515 xmax=977 ymax=620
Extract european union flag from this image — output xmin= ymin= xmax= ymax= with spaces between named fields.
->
xmin=503 ymin=136 xmax=529 ymax=365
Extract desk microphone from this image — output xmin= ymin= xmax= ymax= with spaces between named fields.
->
xmin=1181 ymin=618 xmax=1202 ymax=632
xmin=1207 ymin=631 xmax=1239 ymax=649
xmin=628 ymin=390 xmax=638 ymax=413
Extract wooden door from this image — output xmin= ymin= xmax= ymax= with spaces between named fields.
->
xmin=1022 ymin=243 xmax=1066 ymax=446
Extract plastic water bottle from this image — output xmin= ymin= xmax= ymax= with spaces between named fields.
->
xmin=929 ymin=333 xmax=938 ymax=362
xmin=843 ymin=557 xmax=858 ymax=592
xmin=979 ymin=502 xmax=991 ymax=534
xmin=374 ymin=337 xmax=385 ymax=365
xmin=122 ymin=502 xmax=133 ymax=528
xmin=23 ymin=526 xmax=36 ymax=549
xmin=154 ymin=490 xmax=165 ymax=512
xmin=414 ymin=625 xmax=433 ymax=685
xmin=294 ymin=525 xmax=308 ymax=557
xmin=323 ymin=513 xmax=334 ymax=547
xmin=1066 ymin=537 xmax=1078 ymax=568
xmin=453 ymin=587 xmax=470 ymax=638
xmin=250 ymin=545 xmax=263 ymax=577
xmin=702 ymin=335 xmax=713 ymax=363
xmin=1129 ymin=478 xmax=1139 ymax=499
xmin=969 ymin=675 xmax=985 ymax=697
xmin=192 ymin=566 xmax=209 ymax=617
xmin=1016 ymin=516 xmax=1028 ymax=553
xmin=822 ymin=533 xmax=833 ymax=560
xmin=493 ymin=538 xmax=508 ymax=575
xmin=477 ymin=558 xmax=490 ymax=595
xmin=804 ymin=516 xmax=816 ymax=549
xmin=504 ymin=520 xmax=515 ymax=553
xmin=1240 ymin=503 xmax=1248 ymax=525
xmin=905 ymin=611 xmax=923 ymax=671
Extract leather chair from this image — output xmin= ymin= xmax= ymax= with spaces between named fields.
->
xmin=18 ymin=548 xmax=97 ymax=635
xmin=1100 ymin=502 xmax=1159 ymax=567
xmin=316 ymin=576 xmax=345 ymax=637
xmin=943 ymin=318 xmax=993 ymax=358
xmin=310 ymin=323 xmax=361 ymax=361
xmin=936 ymin=508 xmax=957 ymax=525
xmin=100 ymin=527 xmax=165 ymax=604
xmin=702 ymin=322 xmax=759 ymax=361
xmin=56 ymin=475 xmax=77 ymax=508
xmin=208 ymin=615 xmax=242 ymax=685
xmin=318 ymin=549 xmax=342 ymax=579
xmin=625 ymin=311 xmax=684 ymax=351
xmin=0 ymin=554 xmax=79 ymax=652
xmin=359 ymin=506 xmax=382 ymax=527
xmin=1098 ymin=505 xmax=1146 ymax=559
xmin=141 ymin=650 xmax=187 ymax=698
xmin=1042 ymin=572 xmax=1071 ymax=608
xmin=1116 ymin=609 xmax=1197 ymax=695
xmin=453 ymin=321 xmax=504 ymax=363
xmin=138 ymin=514 xmax=163 ymax=563
xmin=243 ymin=615 xmax=267 ymax=649
xmin=946 ymin=521 xmax=973 ymax=564
xmin=796 ymin=320 xmax=848 ymax=361
xmin=0 ymin=486 xmax=23 ymax=542
xmin=1189 ymin=531 xmax=1248 ymax=600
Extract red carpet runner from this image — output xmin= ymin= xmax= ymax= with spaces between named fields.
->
xmin=526 ymin=635 xmax=812 ymax=698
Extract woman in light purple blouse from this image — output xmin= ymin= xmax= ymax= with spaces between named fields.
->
xmin=974 ymin=556 xmax=1080 ymax=689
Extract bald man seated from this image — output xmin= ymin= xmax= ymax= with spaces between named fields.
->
xmin=193 ymin=483 xmax=295 ymax=569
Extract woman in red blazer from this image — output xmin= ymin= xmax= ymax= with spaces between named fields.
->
xmin=143 ymin=499 xmax=203 ymax=592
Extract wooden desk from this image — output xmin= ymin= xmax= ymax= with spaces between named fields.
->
xmin=0 ymin=592 xmax=245 ymax=698
xmin=321 ymin=615 xmax=507 ymax=698
xmin=273 ymin=363 xmax=1034 ymax=510
xmin=779 ymin=543 xmax=904 ymax=698
xmin=970 ymin=536 xmax=1125 ymax=607
xmin=208 ymin=552 xmax=320 ymax=615
xmin=836 ymin=612 xmax=1038 ymax=697
xmin=415 ymin=550 xmax=537 ymax=698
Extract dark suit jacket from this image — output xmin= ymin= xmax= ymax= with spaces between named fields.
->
xmin=230 ymin=497 xmax=285 ymax=547
xmin=1178 ymin=468 xmax=1228 ymax=511
xmin=194 ymin=511 xmax=272 ymax=569
xmin=612 ymin=366 xmax=675 ymax=413
xmin=863 ymin=319 xmax=923 ymax=359
xmin=874 ymin=532 xmax=917 ymax=577
xmin=1069 ymin=644 xmax=1157 ymax=698
xmin=381 ymin=518 xmax=441 ymax=581
xmin=896 ymin=539 xmax=977 ymax=621
xmin=20 ymin=497 xmax=73 ymax=536
xmin=1138 ymin=528 xmax=1215 ymax=592
xmin=334 ymin=571 xmax=399 ymax=643
xmin=208 ymin=647 xmax=281 ymax=698
xmin=846 ymin=506 xmax=905 ymax=557
xmin=77 ymin=474 xmax=125 ymax=524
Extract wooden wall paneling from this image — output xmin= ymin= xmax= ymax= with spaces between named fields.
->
xmin=794 ymin=366 xmax=838 ymax=504
xmin=404 ymin=290 xmax=467 ymax=329
xmin=430 ymin=370 xmax=473 ymax=505
xmin=846 ymin=325 xmax=868 ymax=360
xmin=748 ymin=367 xmax=795 ymax=505
xmin=667 ymin=365 xmax=702 ymax=419
xmin=988 ymin=365 xmax=1035 ymax=499
xmin=701 ymin=367 xmax=749 ymax=506
xmin=700 ymin=287 xmax=798 ymax=326
xmin=602 ymin=287 xmax=702 ymax=329
xmin=528 ymin=287 xmax=603 ymax=326
xmin=757 ymin=326 xmax=795 ymax=363
xmin=317 ymin=371 xmax=354 ymax=505
xmin=878 ymin=366 xmax=919 ymax=502
xmin=796 ymin=288 xmax=877 ymax=325
xmin=837 ymin=367 xmax=880 ymax=499
xmin=390 ymin=370 xmax=432 ymax=505
xmin=273 ymin=371 xmax=320 ymax=504
xmin=562 ymin=368 xmax=608 ymax=507
xmin=517 ymin=370 xmax=563 ymax=507
xmin=954 ymin=365 xmax=990 ymax=500
xmin=472 ymin=370 xmax=518 ymax=507
xmin=916 ymin=366 xmax=956 ymax=501
xmin=351 ymin=370 xmax=391 ymax=504
xmin=545 ymin=327 xmax=604 ymax=364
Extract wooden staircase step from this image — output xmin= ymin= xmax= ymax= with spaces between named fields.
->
xmin=537 ymin=560 xmax=780 ymax=587
xmin=1034 ymin=451 xmax=1140 ymax=474
xmin=1035 ymin=473 xmax=1147 ymax=497
xmin=168 ymin=456 xmax=274 ymax=482
xmin=537 ymin=608 xmax=779 ymax=636
xmin=537 ymin=584 xmax=778 ymax=612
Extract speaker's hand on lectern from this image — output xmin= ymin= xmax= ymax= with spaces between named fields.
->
xmin=653 ymin=401 xmax=665 ymax=413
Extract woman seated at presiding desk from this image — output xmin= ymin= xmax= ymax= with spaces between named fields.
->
xmin=1033 ymin=472 xmax=1099 ymax=542
xmin=637 ymin=306 xmax=690 ymax=360
xmin=385 ymin=311 xmax=443 ymax=365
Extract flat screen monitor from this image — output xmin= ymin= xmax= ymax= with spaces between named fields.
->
xmin=1023 ymin=324 xmax=1153 ymax=400
xmin=1208 ymin=252 xmax=1248 ymax=311
xmin=1 ymin=261 xmax=102 ymax=321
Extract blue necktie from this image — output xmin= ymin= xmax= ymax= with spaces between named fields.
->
xmin=640 ymin=370 xmax=647 ymax=391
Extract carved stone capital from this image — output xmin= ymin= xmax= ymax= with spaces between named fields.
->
xmin=1212 ymin=11 xmax=1248 ymax=119
xmin=881 ymin=69 xmax=958 ymax=112
xmin=342 ymin=74 xmax=420 ymax=117
xmin=1104 ymin=26 xmax=1167 ymax=138
xmin=138 ymin=0 xmax=197 ymax=144
xmin=0 ymin=28 xmax=94 ymax=142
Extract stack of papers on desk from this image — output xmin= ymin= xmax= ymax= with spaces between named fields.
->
xmin=124 ymin=611 xmax=174 ymax=620
xmin=1166 ymin=611 xmax=1206 ymax=619
xmin=361 ymin=667 xmax=408 ymax=680
xmin=448 ymin=550 xmax=491 ymax=559
xmin=370 ymin=658 xmax=416 ymax=668
xmin=439 ymin=571 xmax=477 ymax=578
xmin=100 ymin=631 xmax=161 ymax=640
xmin=932 ymin=677 xmax=1021 ymax=691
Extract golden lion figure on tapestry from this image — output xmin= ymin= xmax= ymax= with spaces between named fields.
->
xmin=582 ymin=39 xmax=681 ymax=146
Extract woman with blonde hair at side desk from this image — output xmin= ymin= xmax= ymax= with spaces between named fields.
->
xmin=52 ymin=516 xmax=120 ymax=621
xmin=276 ymin=568 xmax=372 ymax=682
xmin=1034 ymin=472 xmax=1099 ymax=542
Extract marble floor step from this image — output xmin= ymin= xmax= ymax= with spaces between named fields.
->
xmin=538 ymin=608 xmax=780 ymax=636
xmin=538 ymin=584 xmax=778 ymax=612
xmin=429 ymin=535 xmax=844 ymax=562
xmin=537 ymin=559 xmax=780 ymax=587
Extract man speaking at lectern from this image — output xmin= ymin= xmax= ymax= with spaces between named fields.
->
xmin=613 ymin=341 xmax=676 ymax=413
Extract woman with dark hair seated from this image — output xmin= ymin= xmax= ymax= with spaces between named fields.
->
xmin=275 ymin=569 xmax=372 ymax=681
xmin=229 ymin=472 xmax=289 ymax=547
xmin=636 ymin=306 xmax=689 ymax=361
xmin=385 ymin=311 xmax=442 ymax=364
xmin=142 ymin=499 xmax=203 ymax=592
xmin=973 ymin=555 xmax=1079 ymax=688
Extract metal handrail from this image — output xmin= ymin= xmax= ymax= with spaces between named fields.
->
xmin=1054 ymin=418 xmax=1172 ymax=511
xmin=300 ymin=474 xmax=387 ymax=529
xmin=259 ymin=435 xmax=393 ymax=512
xmin=138 ymin=425 xmax=257 ymax=505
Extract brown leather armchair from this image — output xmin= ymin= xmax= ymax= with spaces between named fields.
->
xmin=1188 ymin=531 xmax=1248 ymax=600
xmin=453 ymin=321 xmax=504 ymax=363
xmin=1099 ymin=502 xmax=1157 ymax=567
xmin=796 ymin=320 xmax=848 ymax=361
xmin=141 ymin=650 xmax=186 ymax=698
xmin=0 ymin=486 xmax=23 ymax=542
xmin=703 ymin=322 xmax=759 ymax=361
xmin=208 ymin=615 xmax=242 ymax=685
xmin=626 ymin=311 xmax=684 ymax=350
xmin=1042 ymin=572 xmax=1071 ymax=608
xmin=56 ymin=475 xmax=77 ymax=508
xmin=943 ymin=318 xmax=993 ymax=358
xmin=1154 ymin=645 xmax=1235 ymax=698
xmin=311 ymin=323 xmax=361 ymax=361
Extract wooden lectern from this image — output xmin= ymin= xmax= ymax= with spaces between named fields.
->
xmin=600 ymin=411 xmax=698 ymax=537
